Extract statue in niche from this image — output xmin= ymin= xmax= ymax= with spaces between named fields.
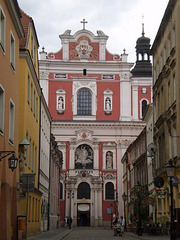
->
xmin=75 ymin=144 xmax=93 ymax=169
xmin=106 ymin=151 xmax=113 ymax=169
xmin=58 ymin=97 xmax=64 ymax=110
xmin=105 ymin=97 xmax=111 ymax=111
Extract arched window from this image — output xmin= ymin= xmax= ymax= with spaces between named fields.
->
xmin=105 ymin=182 xmax=114 ymax=200
xmin=144 ymin=53 xmax=148 ymax=60
xmin=142 ymin=100 xmax=148 ymax=118
xmin=77 ymin=182 xmax=90 ymax=199
xmin=60 ymin=182 xmax=63 ymax=200
xmin=138 ymin=53 xmax=142 ymax=61
xmin=77 ymin=88 xmax=92 ymax=115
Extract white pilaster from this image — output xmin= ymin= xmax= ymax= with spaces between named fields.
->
xmin=99 ymin=41 xmax=106 ymax=61
xmin=132 ymin=84 xmax=139 ymax=120
xmin=69 ymin=144 xmax=75 ymax=169
xmin=94 ymin=145 xmax=99 ymax=169
xmin=98 ymin=189 xmax=102 ymax=218
xmin=94 ymin=189 xmax=98 ymax=219
xmin=62 ymin=40 xmax=69 ymax=60
xmin=120 ymin=73 xmax=132 ymax=121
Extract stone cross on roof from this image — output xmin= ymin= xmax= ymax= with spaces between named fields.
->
xmin=80 ymin=18 xmax=88 ymax=30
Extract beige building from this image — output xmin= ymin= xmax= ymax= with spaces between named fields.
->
xmin=0 ymin=0 xmax=24 ymax=239
xmin=151 ymin=0 xmax=180 ymax=233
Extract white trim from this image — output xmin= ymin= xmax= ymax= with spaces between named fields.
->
xmin=0 ymin=83 xmax=5 ymax=135
xmin=140 ymin=98 xmax=149 ymax=118
xmin=56 ymin=89 xmax=66 ymax=113
xmin=0 ymin=4 xmax=6 ymax=54
xmin=104 ymin=180 xmax=116 ymax=201
xmin=10 ymin=30 xmax=15 ymax=71
xmin=72 ymin=79 xmax=97 ymax=120
xmin=9 ymin=98 xmax=15 ymax=145
xmin=103 ymin=89 xmax=113 ymax=114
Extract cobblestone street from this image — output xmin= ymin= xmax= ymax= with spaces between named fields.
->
xmin=28 ymin=227 xmax=171 ymax=240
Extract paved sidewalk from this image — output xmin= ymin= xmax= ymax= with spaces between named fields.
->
xmin=28 ymin=227 xmax=72 ymax=240
xmin=27 ymin=227 xmax=171 ymax=240
xmin=126 ymin=231 xmax=170 ymax=240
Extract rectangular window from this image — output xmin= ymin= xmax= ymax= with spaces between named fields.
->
xmin=0 ymin=6 xmax=5 ymax=53
xmin=173 ymin=127 xmax=177 ymax=158
xmin=9 ymin=99 xmax=15 ymax=144
xmin=10 ymin=32 xmax=15 ymax=71
xmin=28 ymin=196 xmax=31 ymax=221
xmin=28 ymin=138 xmax=31 ymax=168
xmin=25 ymin=132 xmax=29 ymax=164
xmin=173 ymin=74 xmax=176 ymax=102
xmin=31 ymin=83 xmax=33 ymax=110
xmin=32 ymin=142 xmax=34 ymax=171
xmin=34 ymin=45 xmax=36 ymax=67
xmin=172 ymin=27 xmax=175 ymax=48
xmin=34 ymin=146 xmax=37 ymax=173
xmin=163 ymin=46 xmax=166 ymax=65
xmin=31 ymin=36 xmax=33 ymax=58
xmin=27 ymin=75 xmax=30 ymax=103
xmin=36 ymin=97 xmax=38 ymax=120
xmin=33 ymin=91 xmax=35 ymax=115
xmin=0 ymin=84 xmax=5 ymax=134
xmin=168 ymin=81 xmax=171 ymax=107
xmin=32 ymin=197 xmax=34 ymax=222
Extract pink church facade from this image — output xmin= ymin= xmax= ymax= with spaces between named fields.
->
xmin=39 ymin=23 xmax=152 ymax=227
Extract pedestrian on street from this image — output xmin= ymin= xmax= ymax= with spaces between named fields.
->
xmin=120 ymin=216 xmax=125 ymax=236
xmin=68 ymin=217 xmax=72 ymax=229
xmin=64 ymin=216 xmax=68 ymax=227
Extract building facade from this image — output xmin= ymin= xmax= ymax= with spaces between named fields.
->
xmin=49 ymin=134 xmax=63 ymax=230
xmin=19 ymin=9 xmax=42 ymax=236
xmin=39 ymin=22 xmax=152 ymax=227
xmin=0 ymin=0 xmax=24 ymax=239
xmin=121 ymin=127 xmax=149 ymax=227
xmin=39 ymin=93 xmax=51 ymax=232
xmin=151 ymin=0 xmax=180 ymax=234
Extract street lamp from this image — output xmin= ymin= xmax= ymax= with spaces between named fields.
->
xmin=0 ymin=151 xmax=18 ymax=171
xmin=165 ymin=159 xmax=176 ymax=240
xmin=122 ymin=192 xmax=127 ymax=231
xmin=136 ymin=182 xmax=142 ymax=236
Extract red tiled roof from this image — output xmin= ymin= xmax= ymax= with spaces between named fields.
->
xmin=19 ymin=9 xmax=31 ymax=49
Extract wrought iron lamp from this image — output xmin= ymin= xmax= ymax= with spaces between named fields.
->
xmin=165 ymin=159 xmax=176 ymax=240
xmin=0 ymin=151 xmax=18 ymax=171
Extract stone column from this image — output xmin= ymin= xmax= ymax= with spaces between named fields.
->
xmin=98 ymin=188 xmax=103 ymax=226
xmin=94 ymin=188 xmax=98 ymax=226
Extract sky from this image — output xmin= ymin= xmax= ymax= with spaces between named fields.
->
xmin=18 ymin=0 xmax=169 ymax=62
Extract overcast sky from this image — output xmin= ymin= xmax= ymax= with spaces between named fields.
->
xmin=18 ymin=0 xmax=169 ymax=62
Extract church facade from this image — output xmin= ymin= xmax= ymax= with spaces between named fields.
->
xmin=39 ymin=20 xmax=152 ymax=227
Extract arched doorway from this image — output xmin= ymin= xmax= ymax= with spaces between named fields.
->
xmin=77 ymin=182 xmax=91 ymax=226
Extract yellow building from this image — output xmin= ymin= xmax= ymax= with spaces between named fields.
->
xmin=19 ymin=9 xmax=42 ymax=236
xmin=0 ymin=0 xmax=24 ymax=239
xmin=151 ymin=0 xmax=180 ymax=233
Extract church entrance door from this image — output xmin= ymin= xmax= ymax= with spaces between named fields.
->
xmin=77 ymin=204 xmax=90 ymax=226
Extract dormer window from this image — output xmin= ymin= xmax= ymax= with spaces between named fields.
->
xmin=56 ymin=89 xmax=66 ymax=114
